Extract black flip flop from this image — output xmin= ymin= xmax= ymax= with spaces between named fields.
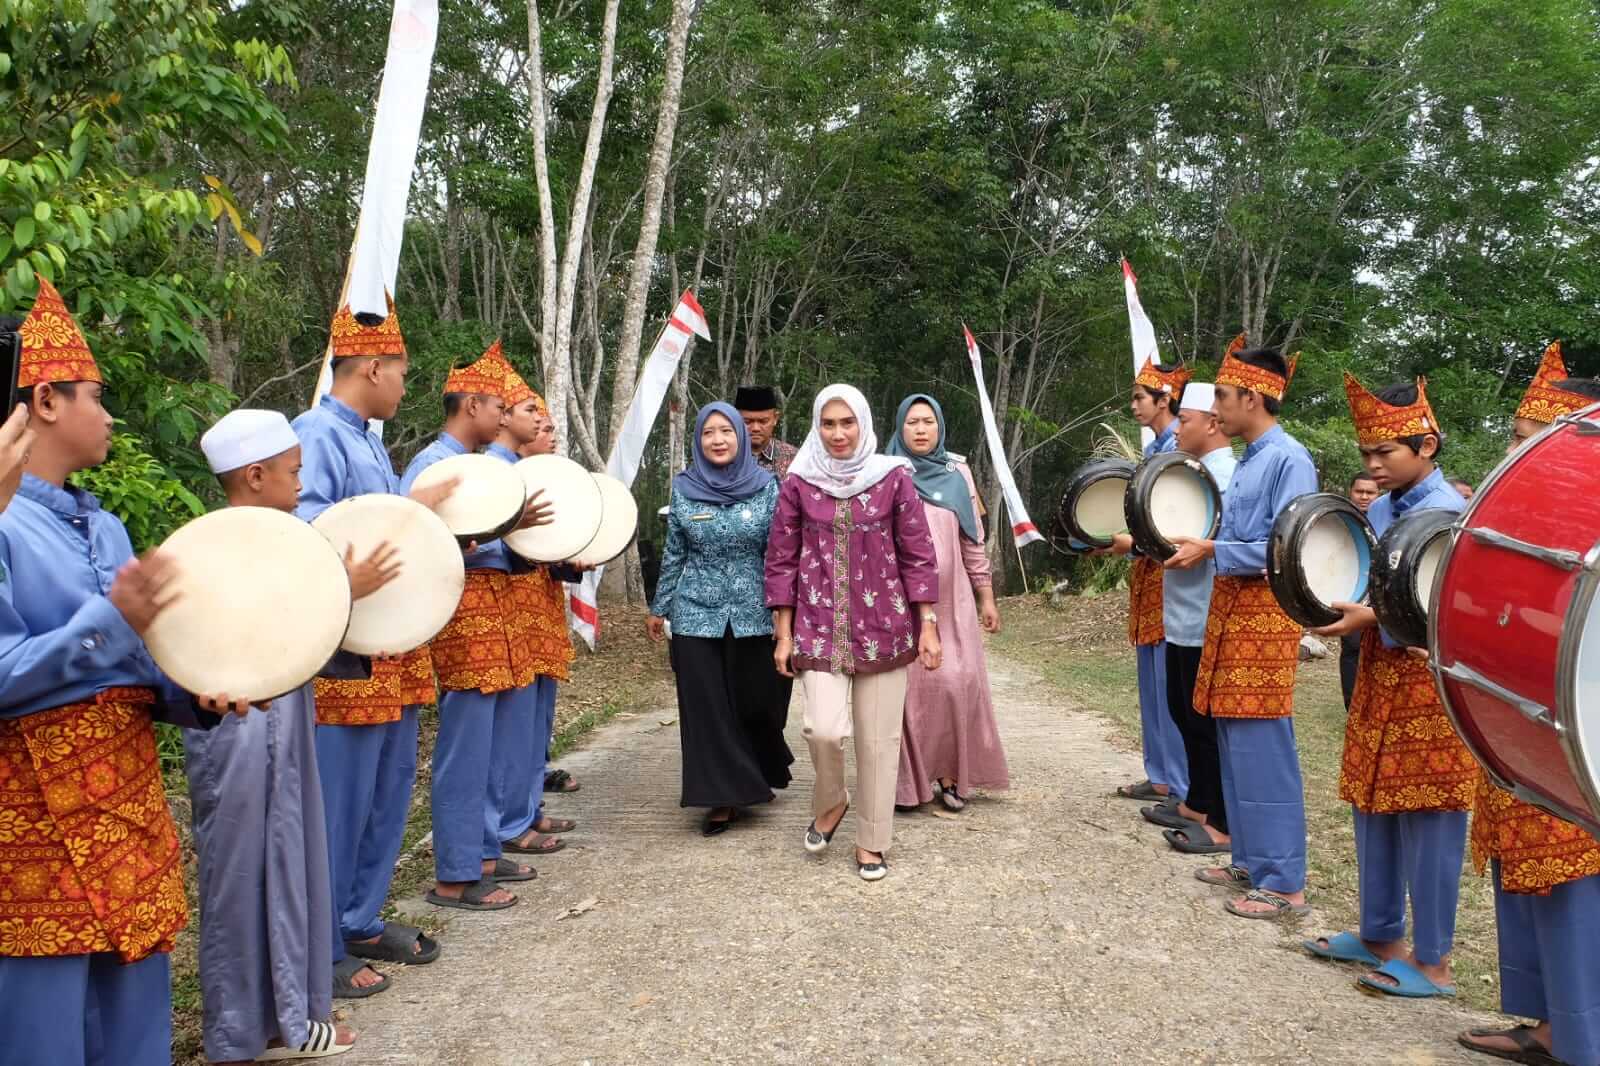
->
xmin=503 ymin=831 xmax=566 ymax=855
xmin=332 ymin=955 xmax=390 ymax=999
xmin=1163 ymin=825 xmax=1231 ymax=854
xmin=544 ymin=769 xmax=580 ymax=793
xmin=425 ymin=877 xmax=518 ymax=911
xmin=1115 ymin=779 xmax=1162 ymax=801
xmin=1457 ymin=1026 xmax=1562 ymax=1065
xmin=345 ymin=922 xmax=440 ymax=965
xmin=1140 ymin=803 xmax=1192 ymax=829
xmin=487 ymin=857 xmax=538 ymax=882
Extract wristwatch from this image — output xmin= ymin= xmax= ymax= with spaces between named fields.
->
xmin=921 ymin=610 xmax=938 ymax=626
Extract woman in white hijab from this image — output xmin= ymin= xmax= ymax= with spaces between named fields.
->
xmin=763 ymin=385 xmax=942 ymax=880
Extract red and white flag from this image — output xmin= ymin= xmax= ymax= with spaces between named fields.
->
xmin=964 ymin=325 xmax=1043 ymax=548
xmin=570 ymin=291 xmax=711 ymax=647
xmin=1122 ymin=257 xmax=1160 ymax=448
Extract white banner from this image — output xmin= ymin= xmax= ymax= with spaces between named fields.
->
xmin=1122 ymin=257 xmax=1160 ymax=448
xmin=312 ymin=0 xmax=440 ymax=429
xmin=964 ymin=325 xmax=1043 ymax=549
xmin=570 ymin=291 xmax=711 ymax=647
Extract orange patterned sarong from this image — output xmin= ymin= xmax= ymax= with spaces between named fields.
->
xmin=507 ymin=569 xmax=575 ymax=682
xmin=1339 ymin=631 xmax=1477 ymax=814
xmin=429 ymin=570 xmax=533 ymax=694
xmin=0 ymin=689 xmax=187 ymax=961
xmin=1192 ymin=575 xmax=1301 ymax=719
xmin=399 ymin=645 xmax=436 ymax=707
xmin=1127 ymin=557 xmax=1165 ymax=646
xmin=315 ymin=656 xmax=405 ymax=726
xmin=1471 ymin=778 xmax=1600 ymax=895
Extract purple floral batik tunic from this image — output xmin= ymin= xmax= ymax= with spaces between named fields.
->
xmin=764 ymin=466 xmax=939 ymax=675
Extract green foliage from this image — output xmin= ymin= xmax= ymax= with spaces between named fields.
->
xmin=70 ymin=432 xmax=209 ymax=550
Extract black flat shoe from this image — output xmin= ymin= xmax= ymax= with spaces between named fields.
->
xmin=857 ymin=854 xmax=888 ymax=881
xmin=702 ymin=809 xmax=739 ymax=836
xmin=804 ymin=801 xmax=849 ymax=853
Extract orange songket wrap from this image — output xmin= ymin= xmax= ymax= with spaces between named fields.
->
xmin=314 ymin=657 xmax=406 ymax=726
xmin=1472 ymin=780 xmax=1600 ymax=895
xmin=398 ymin=645 xmax=436 ymax=707
xmin=429 ymin=571 xmax=534 ymax=694
xmin=1192 ymin=575 xmax=1301 ymax=719
xmin=507 ymin=570 xmax=575 ymax=682
xmin=1339 ymin=631 xmax=1477 ymax=814
xmin=0 ymin=689 xmax=187 ymax=962
xmin=1127 ymin=557 xmax=1166 ymax=646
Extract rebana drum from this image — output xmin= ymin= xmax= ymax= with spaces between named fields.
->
xmin=1267 ymin=493 xmax=1377 ymax=628
xmin=1370 ymin=506 xmax=1456 ymax=650
xmin=1124 ymin=451 xmax=1223 ymax=562
xmin=1059 ymin=458 xmax=1136 ymax=550
xmin=1431 ymin=401 xmax=1600 ymax=835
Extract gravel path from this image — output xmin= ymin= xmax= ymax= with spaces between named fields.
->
xmin=338 ymin=651 xmax=1498 ymax=1064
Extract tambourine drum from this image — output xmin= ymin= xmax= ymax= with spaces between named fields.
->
xmin=410 ymin=452 xmax=527 ymax=545
xmin=1267 ymin=493 xmax=1378 ymax=628
xmin=311 ymin=494 xmax=466 ymax=656
xmin=1369 ymin=506 xmax=1457 ymax=650
xmin=1059 ymin=458 xmax=1136 ymax=549
xmin=1124 ymin=451 xmax=1223 ymax=561
xmin=504 ymin=454 xmax=605 ymax=563
xmin=570 ymin=473 xmax=639 ymax=567
xmin=143 ymin=507 xmax=352 ymax=701
xmin=1431 ymin=401 xmax=1600 ymax=835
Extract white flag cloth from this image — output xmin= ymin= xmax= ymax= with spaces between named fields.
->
xmin=312 ymin=0 xmax=439 ymax=424
xmin=570 ymin=291 xmax=711 ymax=647
xmin=963 ymin=325 xmax=1043 ymax=548
xmin=1122 ymin=257 xmax=1160 ymax=448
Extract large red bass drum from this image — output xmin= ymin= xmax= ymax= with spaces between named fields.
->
xmin=1431 ymin=401 xmax=1600 ymax=836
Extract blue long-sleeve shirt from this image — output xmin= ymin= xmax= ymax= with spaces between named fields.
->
xmin=1145 ymin=420 xmax=1176 ymax=459
xmin=1212 ymin=424 xmax=1319 ymax=576
xmin=1365 ymin=467 xmax=1464 ymax=648
xmin=400 ymin=432 xmax=510 ymax=572
xmin=291 ymin=394 xmax=400 ymax=524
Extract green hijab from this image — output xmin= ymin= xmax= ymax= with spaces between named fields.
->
xmin=885 ymin=393 xmax=982 ymax=543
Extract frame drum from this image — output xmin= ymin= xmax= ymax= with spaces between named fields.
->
xmin=1060 ymin=458 xmax=1137 ymax=549
xmin=1267 ymin=492 xmax=1378 ymax=628
xmin=312 ymin=494 xmax=466 ymax=656
xmin=143 ymin=507 xmax=353 ymax=701
xmin=410 ymin=452 xmax=527 ymax=545
xmin=1369 ymin=506 xmax=1456 ymax=650
xmin=570 ymin=473 xmax=639 ymax=567
xmin=504 ymin=454 xmax=605 ymax=563
xmin=1432 ymin=401 xmax=1600 ymax=835
xmin=1124 ymin=452 xmax=1224 ymax=561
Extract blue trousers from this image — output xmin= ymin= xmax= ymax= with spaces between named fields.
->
xmin=0 ymin=952 xmax=170 ymax=1066
xmin=1495 ymin=863 xmax=1600 ymax=1066
xmin=315 ymin=708 xmax=420 ymax=960
xmin=1353 ymin=808 xmax=1469 ymax=964
xmin=433 ymin=687 xmax=524 ymax=881
xmin=1137 ymin=640 xmax=1188 ymax=797
xmin=1216 ymin=716 xmax=1306 ymax=894
xmin=495 ymin=676 xmax=556 ymax=841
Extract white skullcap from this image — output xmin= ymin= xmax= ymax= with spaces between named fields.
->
xmin=1179 ymin=382 xmax=1217 ymax=414
xmin=201 ymin=409 xmax=300 ymax=474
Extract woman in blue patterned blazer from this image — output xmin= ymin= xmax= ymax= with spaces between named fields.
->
xmin=647 ymin=402 xmax=793 ymax=834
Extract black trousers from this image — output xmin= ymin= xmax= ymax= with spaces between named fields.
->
xmin=1165 ymin=641 xmax=1227 ymax=834
xmin=670 ymin=629 xmax=794 ymax=808
xmin=1339 ymin=633 xmax=1362 ymax=709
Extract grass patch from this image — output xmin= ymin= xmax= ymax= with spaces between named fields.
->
xmin=994 ymin=593 xmax=1501 ymax=1011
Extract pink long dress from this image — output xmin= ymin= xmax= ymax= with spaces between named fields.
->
xmin=895 ymin=463 xmax=1010 ymax=806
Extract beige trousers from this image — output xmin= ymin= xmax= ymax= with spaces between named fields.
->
xmin=800 ymin=666 xmax=908 ymax=854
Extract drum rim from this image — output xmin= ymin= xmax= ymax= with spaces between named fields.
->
xmin=414 ymin=453 xmax=529 ymax=544
xmin=1061 ymin=457 xmax=1137 ymax=549
xmin=1370 ymin=506 xmax=1457 ymax=650
xmin=1554 ymin=539 xmax=1600 ymax=830
xmin=569 ymin=472 xmax=638 ymax=566
xmin=1123 ymin=450 xmax=1223 ymax=562
xmin=1267 ymin=492 xmax=1377 ymax=628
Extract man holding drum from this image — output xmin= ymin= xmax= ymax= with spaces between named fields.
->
xmin=1303 ymin=375 xmax=1475 ymax=999
xmin=1165 ymin=342 xmax=1318 ymax=921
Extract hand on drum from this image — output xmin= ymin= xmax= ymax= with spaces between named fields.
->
xmin=409 ymin=475 xmax=461 ymax=514
xmin=1091 ymin=533 xmax=1134 ymax=558
xmin=1163 ymin=536 xmax=1214 ymax=570
xmin=1308 ymin=601 xmax=1378 ymax=639
xmin=196 ymin=692 xmax=271 ymax=717
xmin=344 ymin=541 xmax=403 ymax=601
xmin=645 ymin=615 xmax=667 ymax=642
xmin=517 ymin=488 xmax=554 ymax=530
xmin=109 ymin=550 xmax=181 ymax=634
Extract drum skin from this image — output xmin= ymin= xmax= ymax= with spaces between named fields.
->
xmin=411 ymin=453 xmax=527 ymax=545
xmin=1432 ymin=402 xmax=1600 ymax=833
xmin=1060 ymin=458 xmax=1136 ymax=549
xmin=1124 ymin=451 xmax=1223 ymax=562
xmin=505 ymin=454 xmax=605 ymax=563
xmin=570 ymin=473 xmax=639 ymax=567
xmin=1267 ymin=492 xmax=1377 ymax=628
xmin=1370 ymin=507 xmax=1457 ymax=650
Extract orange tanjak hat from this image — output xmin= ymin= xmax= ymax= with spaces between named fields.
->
xmin=1515 ymin=342 xmax=1590 ymax=425
xmin=1134 ymin=356 xmax=1192 ymax=396
xmin=17 ymin=278 xmax=101 ymax=387
xmin=329 ymin=293 xmax=406 ymax=359
xmin=443 ymin=339 xmax=520 ymax=402
xmin=1343 ymin=373 xmax=1440 ymax=448
xmin=500 ymin=349 xmax=546 ymax=413
xmin=1214 ymin=332 xmax=1297 ymax=402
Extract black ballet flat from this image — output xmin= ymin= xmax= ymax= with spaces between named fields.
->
xmin=804 ymin=801 xmax=849 ymax=853
xmin=702 ymin=809 xmax=740 ymax=836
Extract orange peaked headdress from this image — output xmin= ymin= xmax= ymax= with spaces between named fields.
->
xmin=17 ymin=278 xmax=100 ymax=387
xmin=498 ymin=346 xmax=546 ymax=412
xmin=443 ymin=339 xmax=520 ymax=402
xmin=1343 ymin=373 xmax=1439 ymax=447
xmin=1134 ymin=357 xmax=1192 ymax=396
xmin=329 ymin=293 xmax=406 ymax=359
xmin=1515 ymin=342 xmax=1589 ymax=425
xmin=1215 ymin=333 xmax=1296 ymax=401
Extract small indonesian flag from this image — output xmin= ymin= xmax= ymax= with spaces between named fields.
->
xmin=964 ymin=325 xmax=1043 ymax=548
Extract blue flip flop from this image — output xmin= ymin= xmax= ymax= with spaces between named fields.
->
xmin=1356 ymin=958 xmax=1455 ymax=999
xmin=1302 ymin=931 xmax=1381 ymax=967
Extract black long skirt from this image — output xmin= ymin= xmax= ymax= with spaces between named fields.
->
xmin=670 ymin=629 xmax=794 ymax=808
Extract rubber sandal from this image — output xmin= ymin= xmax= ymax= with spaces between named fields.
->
xmin=1142 ymin=804 xmax=1195 ymax=830
xmin=1356 ymin=958 xmax=1455 ymax=998
xmin=503 ymin=831 xmax=566 ymax=855
xmin=544 ymin=769 xmax=579 ymax=793
xmin=535 ymin=816 xmax=578 ymax=834
xmin=256 ymin=1020 xmax=353 ymax=1060
xmin=331 ymin=956 xmax=389 ymax=999
xmin=487 ymin=857 xmax=537 ymax=882
xmin=1194 ymin=864 xmax=1252 ymax=889
xmin=1302 ymin=931 xmax=1382 ymax=967
xmin=1163 ymin=826 xmax=1230 ymax=855
xmin=1457 ymin=1026 xmax=1563 ymax=1065
xmin=344 ymin=922 xmax=440 ymax=965
xmin=1115 ymin=779 xmax=1162 ymax=801
xmin=1224 ymin=889 xmax=1311 ymax=921
xmin=425 ymin=878 xmax=517 ymax=911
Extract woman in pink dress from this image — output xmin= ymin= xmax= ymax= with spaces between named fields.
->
xmin=886 ymin=393 xmax=1009 ymax=812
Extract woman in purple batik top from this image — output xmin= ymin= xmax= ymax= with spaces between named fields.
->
xmin=764 ymin=384 xmax=941 ymax=881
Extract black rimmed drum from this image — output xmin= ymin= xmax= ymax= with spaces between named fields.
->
xmin=1124 ymin=451 xmax=1224 ymax=562
xmin=1369 ymin=506 xmax=1457 ymax=650
xmin=1059 ymin=458 xmax=1137 ymax=550
xmin=1267 ymin=492 xmax=1379 ymax=628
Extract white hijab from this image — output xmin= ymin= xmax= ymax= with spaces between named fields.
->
xmin=786 ymin=383 xmax=911 ymax=499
